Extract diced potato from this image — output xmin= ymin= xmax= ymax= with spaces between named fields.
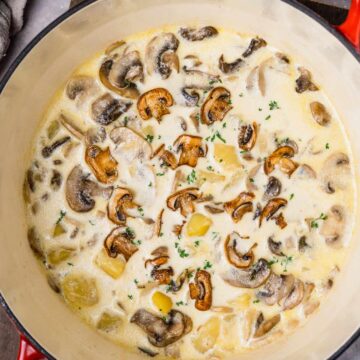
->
xmin=228 ymin=293 xmax=251 ymax=310
xmin=197 ymin=170 xmax=225 ymax=186
xmin=152 ymin=291 xmax=172 ymax=314
xmin=95 ymin=249 xmax=125 ymax=279
xmin=217 ymin=315 xmax=238 ymax=351
xmin=62 ymin=273 xmax=99 ymax=307
xmin=53 ymin=223 xmax=66 ymax=237
xmin=214 ymin=143 xmax=241 ymax=169
xmin=47 ymin=247 xmax=74 ymax=265
xmin=97 ymin=312 xmax=123 ymax=332
xmin=192 ymin=317 xmax=220 ymax=353
xmin=187 ymin=213 xmax=212 ymax=237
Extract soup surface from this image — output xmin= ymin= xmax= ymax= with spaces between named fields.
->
xmin=24 ymin=25 xmax=355 ymax=359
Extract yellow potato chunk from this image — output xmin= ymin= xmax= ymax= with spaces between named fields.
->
xmin=217 ymin=315 xmax=237 ymax=351
xmin=187 ymin=213 xmax=212 ymax=237
xmin=152 ymin=291 xmax=173 ymax=314
xmin=47 ymin=248 xmax=74 ymax=265
xmin=95 ymin=249 xmax=125 ymax=279
xmin=97 ymin=312 xmax=123 ymax=332
xmin=192 ymin=317 xmax=220 ymax=353
xmin=228 ymin=293 xmax=251 ymax=310
xmin=52 ymin=223 xmax=66 ymax=237
xmin=62 ymin=273 xmax=99 ymax=308
xmin=197 ymin=170 xmax=225 ymax=186
xmin=214 ymin=143 xmax=241 ymax=169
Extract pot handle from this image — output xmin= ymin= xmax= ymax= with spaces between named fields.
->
xmin=336 ymin=0 xmax=360 ymax=52
xmin=17 ymin=335 xmax=45 ymax=360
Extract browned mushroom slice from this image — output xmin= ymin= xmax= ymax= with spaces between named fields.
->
xmin=282 ymin=279 xmax=305 ymax=310
xmin=267 ymin=237 xmax=284 ymax=256
xmin=310 ymin=101 xmax=331 ymax=126
xmin=201 ymin=87 xmax=232 ymax=125
xmin=153 ymin=144 xmax=177 ymax=169
xmin=145 ymin=255 xmax=169 ymax=268
xmin=145 ymin=33 xmax=179 ymax=79
xmin=168 ymin=268 xmax=193 ymax=293
xmin=130 ymin=309 xmax=192 ymax=347
xmin=107 ymin=187 xmax=137 ymax=225
xmin=154 ymin=209 xmax=164 ymax=237
xmin=151 ymin=267 xmax=174 ymax=285
xmin=137 ymin=88 xmax=174 ymax=122
xmin=224 ymin=191 xmax=255 ymax=223
xmin=104 ymin=227 xmax=138 ymax=260
xmin=173 ymin=134 xmax=207 ymax=167
xmin=179 ymin=26 xmax=218 ymax=41
xmin=182 ymin=88 xmax=200 ymax=107
xmin=85 ymin=145 xmax=118 ymax=184
xmin=320 ymin=205 xmax=346 ymax=248
xmin=221 ymin=258 xmax=271 ymax=289
xmin=218 ymin=54 xmax=243 ymax=74
xmin=91 ymin=93 xmax=131 ymax=125
xmin=264 ymin=145 xmax=297 ymax=176
xmin=65 ymin=165 xmax=113 ymax=212
xmin=42 ymin=136 xmax=71 ymax=158
xmin=151 ymin=246 xmax=168 ymax=257
xmin=225 ymin=232 xmax=257 ymax=269
xmin=274 ymin=213 xmax=287 ymax=229
xmin=259 ymin=198 xmax=287 ymax=227
xmin=256 ymin=273 xmax=294 ymax=305
xmin=189 ymin=270 xmax=212 ymax=311
xmin=295 ymin=67 xmax=318 ymax=93
xmin=253 ymin=313 xmax=280 ymax=338
xmin=242 ymin=37 xmax=267 ymax=58
xmin=167 ymin=188 xmax=201 ymax=217
xmin=238 ymin=122 xmax=258 ymax=151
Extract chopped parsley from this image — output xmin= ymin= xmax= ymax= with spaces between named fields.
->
xmin=253 ymin=299 xmax=260 ymax=304
xmin=158 ymin=135 xmax=162 ymax=139
xmin=311 ymin=213 xmax=328 ymax=228
xmin=177 ymin=247 xmax=189 ymax=258
xmin=289 ymin=193 xmax=295 ymax=200
xmin=137 ymin=207 xmax=144 ymax=216
xmin=227 ymin=99 xmax=232 ymax=105
xmin=222 ymin=122 xmax=227 ymax=128
xmin=265 ymin=114 xmax=271 ymax=120
xmin=258 ymin=108 xmax=263 ymax=112
xmin=249 ymin=177 xmax=255 ymax=183
xmin=325 ymin=142 xmax=330 ymax=150
xmin=187 ymin=169 xmax=197 ymax=184
xmin=156 ymin=172 xmax=165 ymax=176
xmin=159 ymin=232 xmax=164 ymax=237
xmin=194 ymin=240 xmax=200 ymax=247
xmin=88 ymin=220 xmax=96 ymax=226
xmin=269 ymin=100 xmax=280 ymax=110
xmin=125 ymin=227 xmax=135 ymax=238
xmin=56 ymin=210 xmax=66 ymax=224
xmin=145 ymin=134 xmax=154 ymax=143
xmin=148 ymin=182 xmax=152 ymax=187
xmin=134 ymin=279 xmax=139 ymax=285
xmin=280 ymin=256 xmax=293 ymax=272
xmin=207 ymin=165 xmax=214 ymax=171
xmin=67 ymin=262 xmax=74 ymax=266
xmin=211 ymin=231 xmax=220 ymax=241
xmin=239 ymin=93 xmax=244 ymax=97
xmin=207 ymin=130 xmax=226 ymax=143
xmin=203 ymin=260 xmax=213 ymax=270
xmin=176 ymin=301 xmax=185 ymax=306
xmin=267 ymin=258 xmax=279 ymax=267
xmin=128 ymin=294 xmax=133 ymax=300
xmin=123 ymin=116 xmax=129 ymax=126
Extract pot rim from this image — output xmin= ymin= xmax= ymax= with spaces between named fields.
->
xmin=0 ymin=0 xmax=358 ymax=358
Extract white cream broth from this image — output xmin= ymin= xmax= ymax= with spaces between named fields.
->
xmin=24 ymin=25 xmax=355 ymax=359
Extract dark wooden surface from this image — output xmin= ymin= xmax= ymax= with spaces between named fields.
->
xmin=0 ymin=1 xmax=359 ymax=359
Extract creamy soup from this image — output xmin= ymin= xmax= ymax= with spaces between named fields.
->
xmin=24 ymin=25 xmax=355 ymax=359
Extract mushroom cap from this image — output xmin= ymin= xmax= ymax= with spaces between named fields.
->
xmin=179 ymin=26 xmax=218 ymax=41
xmin=219 ymin=54 xmax=243 ymax=74
xmin=66 ymin=75 xmax=98 ymax=101
xmin=259 ymin=198 xmax=287 ymax=227
xmin=224 ymin=191 xmax=255 ymax=223
xmin=238 ymin=122 xmax=258 ymax=151
xmin=201 ymin=87 xmax=232 ymax=125
xmin=107 ymin=187 xmax=137 ymax=225
xmin=145 ymin=33 xmax=179 ymax=79
xmin=224 ymin=232 xmax=256 ymax=269
xmin=166 ymin=187 xmax=200 ymax=217
xmin=310 ymin=101 xmax=331 ymax=126
xmin=137 ymin=88 xmax=174 ymax=121
xmin=104 ymin=227 xmax=138 ymax=260
xmin=189 ymin=270 xmax=212 ymax=311
xmin=221 ymin=258 xmax=271 ymax=288
xmin=173 ymin=134 xmax=207 ymax=168
xmin=130 ymin=309 xmax=192 ymax=347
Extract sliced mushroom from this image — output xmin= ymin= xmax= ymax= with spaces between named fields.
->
xmin=256 ymin=273 xmax=294 ymax=305
xmin=259 ymin=198 xmax=287 ymax=227
xmin=110 ymin=126 xmax=153 ymax=163
xmin=85 ymin=145 xmax=118 ymax=184
xmin=242 ymin=37 xmax=267 ymax=58
xmin=153 ymin=144 xmax=177 ymax=170
xmin=181 ymin=88 xmax=200 ymax=107
xmin=154 ymin=209 xmax=164 ymax=237
xmin=145 ymin=255 xmax=169 ymax=268
xmin=65 ymin=165 xmax=112 ymax=212
xmin=104 ymin=226 xmax=138 ymax=260
xmin=298 ymin=236 xmax=310 ymax=252
xmin=42 ymin=136 xmax=71 ymax=158
xmin=253 ymin=313 xmax=280 ymax=338
xmin=246 ymin=65 xmax=265 ymax=96
xmin=201 ymin=87 xmax=232 ymax=125
xmin=138 ymin=347 xmax=158 ymax=358
xmin=107 ymin=187 xmax=138 ymax=225
xmin=293 ymin=164 xmax=317 ymax=180
xmin=145 ymin=33 xmax=179 ymax=79
xmin=267 ymin=237 xmax=284 ymax=256
xmin=183 ymin=54 xmax=202 ymax=68
xmin=282 ymin=279 xmax=304 ymax=310
xmin=320 ymin=205 xmax=346 ymax=248
xmin=189 ymin=111 xmax=200 ymax=133
xmin=183 ymin=68 xmax=220 ymax=90
xmin=225 ymin=232 xmax=257 ymax=269
xmin=246 ymin=164 xmax=261 ymax=192
xmin=91 ymin=93 xmax=131 ymax=125
xmin=204 ymin=204 xmax=224 ymax=214
xmin=221 ymin=258 xmax=271 ymax=288
xmin=27 ymin=227 xmax=44 ymax=260
xmin=179 ymin=26 xmax=218 ymax=41
xmin=238 ymin=122 xmax=258 ymax=151
xmin=310 ymin=101 xmax=331 ymax=126
xmin=189 ymin=270 xmax=212 ymax=311
xmin=130 ymin=309 xmax=192 ymax=347
xmin=167 ymin=188 xmax=201 ymax=217
xmin=295 ymin=67 xmax=318 ymax=93
xmin=137 ymin=88 xmax=174 ymax=122
xmin=224 ymin=192 xmax=255 ymax=223
xmin=320 ymin=152 xmax=350 ymax=194
xmin=66 ymin=75 xmax=98 ymax=101
xmin=218 ymin=54 xmax=243 ymax=74
xmin=168 ymin=268 xmax=193 ymax=293
xmin=264 ymin=146 xmax=297 ymax=176
xmin=173 ymin=135 xmax=207 ymax=167
xmin=58 ymin=114 xmax=85 ymax=140
xmin=151 ymin=267 xmax=174 ymax=285
xmin=263 ymin=177 xmax=281 ymax=200
xmin=151 ymin=246 xmax=168 ymax=257
xmin=50 ymin=170 xmax=62 ymax=191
